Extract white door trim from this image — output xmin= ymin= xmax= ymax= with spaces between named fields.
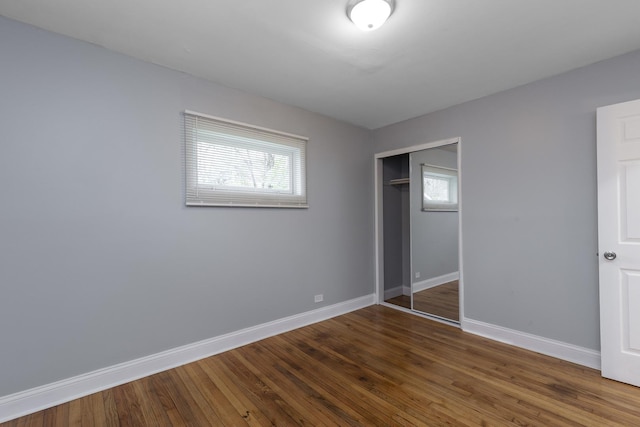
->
xmin=597 ymin=98 xmax=640 ymax=386
xmin=374 ymin=137 xmax=463 ymax=324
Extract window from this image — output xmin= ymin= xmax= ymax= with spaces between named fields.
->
xmin=422 ymin=164 xmax=458 ymax=211
xmin=184 ymin=111 xmax=308 ymax=208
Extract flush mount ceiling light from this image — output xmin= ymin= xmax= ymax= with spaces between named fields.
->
xmin=348 ymin=0 xmax=394 ymax=31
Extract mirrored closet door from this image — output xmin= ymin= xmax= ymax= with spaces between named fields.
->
xmin=379 ymin=140 xmax=460 ymax=324
xmin=409 ymin=143 xmax=459 ymax=322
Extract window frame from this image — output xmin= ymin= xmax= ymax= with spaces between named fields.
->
xmin=421 ymin=163 xmax=458 ymax=212
xmin=184 ymin=110 xmax=308 ymax=208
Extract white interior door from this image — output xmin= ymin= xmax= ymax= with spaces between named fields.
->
xmin=597 ymin=99 xmax=640 ymax=386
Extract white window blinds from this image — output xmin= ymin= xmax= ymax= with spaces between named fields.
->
xmin=184 ymin=110 xmax=308 ymax=208
xmin=421 ymin=164 xmax=458 ymax=211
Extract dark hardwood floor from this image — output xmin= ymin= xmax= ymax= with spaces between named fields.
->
xmin=4 ymin=305 xmax=640 ymax=426
xmin=384 ymin=293 xmax=411 ymax=309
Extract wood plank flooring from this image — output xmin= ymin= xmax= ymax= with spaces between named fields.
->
xmin=4 ymin=305 xmax=640 ymax=426
xmin=413 ymin=281 xmax=459 ymax=321
xmin=384 ymin=293 xmax=411 ymax=309
xmin=385 ymin=281 xmax=459 ymax=321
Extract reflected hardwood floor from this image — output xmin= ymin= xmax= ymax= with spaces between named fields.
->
xmin=413 ymin=280 xmax=459 ymax=321
xmin=4 ymin=305 xmax=640 ymax=426
xmin=385 ymin=280 xmax=459 ymax=321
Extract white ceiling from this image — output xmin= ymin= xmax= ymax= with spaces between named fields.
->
xmin=2 ymin=0 xmax=640 ymax=129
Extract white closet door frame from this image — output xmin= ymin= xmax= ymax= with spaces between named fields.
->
xmin=374 ymin=137 xmax=463 ymax=326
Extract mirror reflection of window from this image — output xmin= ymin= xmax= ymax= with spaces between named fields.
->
xmin=424 ymin=175 xmax=450 ymax=201
xmin=422 ymin=164 xmax=458 ymax=211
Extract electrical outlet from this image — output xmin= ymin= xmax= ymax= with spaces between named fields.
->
xmin=314 ymin=294 xmax=324 ymax=303
xmin=415 ymin=272 xmax=421 ymax=279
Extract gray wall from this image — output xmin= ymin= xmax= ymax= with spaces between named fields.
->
xmin=0 ymin=17 xmax=373 ymax=397
xmin=373 ymin=48 xmax=640 ymax=351
xmin=410 ymin=148 xmax=459 ymax=283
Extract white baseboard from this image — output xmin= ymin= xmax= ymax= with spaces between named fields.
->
xmin=462 ymin=317 xmax=601 ymax=370
xmin=383 ymin=285 xmax=411 ymax=299
xmin=0 ymin=294 xmax=376 ymax=423
xmin=413 ymin=272 xmax=459 ymax=293
xmin=384 ymin=285 xmax=402 ymax=300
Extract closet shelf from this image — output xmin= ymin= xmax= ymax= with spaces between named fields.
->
xmin=389 ymin=178 xmax=410 ymax=186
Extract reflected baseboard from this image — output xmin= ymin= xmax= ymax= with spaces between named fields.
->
xmin=413 ymin=272 xmax=459 ymax=293
xmin=384 ymin=285 xmax=411 ymax=300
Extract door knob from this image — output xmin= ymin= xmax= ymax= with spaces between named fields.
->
xmin=604 ymin=251 xmax=617 ymax=260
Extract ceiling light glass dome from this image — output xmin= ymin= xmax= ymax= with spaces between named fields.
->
xmin=349 ymin=0 xmax=393 ymax=31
